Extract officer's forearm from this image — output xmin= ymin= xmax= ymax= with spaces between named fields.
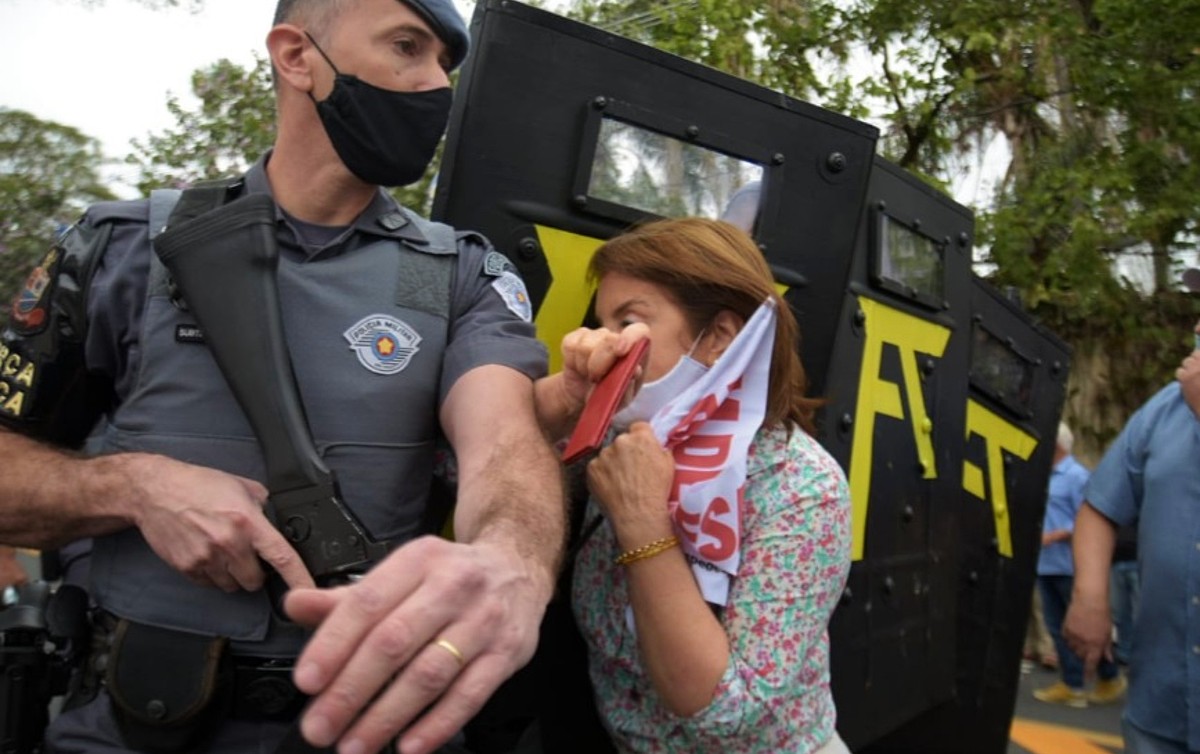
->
xmin=0 ymin=426 xmax=138 ymax=549
xmin=455 ymin=430 xmax=566 ymax=600
xmin=442 ymin=366 xmax=568 ymax=600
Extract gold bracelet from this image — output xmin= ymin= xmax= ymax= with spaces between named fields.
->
xmin=614 ymin=536 xmax=679 ymax=566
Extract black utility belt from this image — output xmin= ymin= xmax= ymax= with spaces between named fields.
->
xmin=102 ymin=616 xmax=307 ymax=754
xmin=229 ymin=655 xmax=305 ymax=721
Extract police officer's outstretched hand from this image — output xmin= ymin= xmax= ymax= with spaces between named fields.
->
xmin=131 ymin=454 xmax=315 ymax=592
xmin=285 ymin=535 xmax=546 ymax=754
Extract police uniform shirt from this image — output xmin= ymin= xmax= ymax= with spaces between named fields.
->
xmin=83 ymin=155 xmax=547 ymax=408
xmin=0 ymin=154 xmax=547 ymax=649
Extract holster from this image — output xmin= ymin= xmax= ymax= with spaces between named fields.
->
xmin=105 ymin=619 xmax=232 ymax=754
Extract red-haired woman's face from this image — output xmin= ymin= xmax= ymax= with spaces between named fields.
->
xmin=594 ymin=272 xmax=702 ymax=383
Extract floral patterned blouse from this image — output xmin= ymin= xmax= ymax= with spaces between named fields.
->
xmin=571 ymin=423 xmax=852 ymax=753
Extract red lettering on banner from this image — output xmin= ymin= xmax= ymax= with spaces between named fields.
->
xmin=710 ymin=395 xmax=741 ymax=423
xmin=677 ymin=508 xmax=701 ymax=544
xmin=698 ymin=494 xmax=738 ymax=560
xmin=668 ymin=376 xmax=752 ymax=564
xmin=674 ymin=434 xmax=734 ymax=469
xmin=670 ymin=467 xmax=721 ymax=508
xmin=667 ymin=393 xmax=719 ymax=447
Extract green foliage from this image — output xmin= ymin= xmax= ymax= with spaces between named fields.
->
xmin=566 ymin=0 xmax=850 ymax=106
xmin=562 ymin=0 xmax=1200 ymax=436
xmin=125 ymin=55 xmax=439 ymax=214
xmin=1038 ymin=291 xmax=1200 ymax=450
xmin=126 ymin=56 xmax=277 ymax=195
xmin=0 ymin=109 xmax=116 ymax=327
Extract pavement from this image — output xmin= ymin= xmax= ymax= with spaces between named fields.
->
xmin=1008 ymin=662 xmax=1127 ymax=754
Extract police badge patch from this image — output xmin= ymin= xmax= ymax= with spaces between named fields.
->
xmin=483 ymin=250 xmax=517 ymax=277
xmin=492 ymin=272 xmax=533 ymax=322
xmin=344 ymin=315 xmax=422 ymax=375
xmin=10 ymin=247 xmax=58 ymax=335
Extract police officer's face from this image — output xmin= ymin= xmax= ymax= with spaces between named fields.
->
xmin=310 ymin=0 xmax=452 ymax=98
xmin=596 ymin=272 xmax=707 ymax=383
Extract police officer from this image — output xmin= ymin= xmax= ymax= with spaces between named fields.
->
xmin=0 ymin=1 xmax=565 ymax=752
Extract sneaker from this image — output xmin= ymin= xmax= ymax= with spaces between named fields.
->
xmin=1033 ymin=681 xmax=1088 ymax=708
xmin=1089 ymin=674 xmax=1128 ymax=705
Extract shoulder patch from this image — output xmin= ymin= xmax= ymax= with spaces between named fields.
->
xmin=482 ymin=251 xmax=517 ymax=277
xmin=0 ymin=342 xmax=38 ymax=420
xmin=491 ymin=271 xmax=533 ymax=323
xmin=10 ymin=247 xmax=59 ymax=335
xmin=344 ymin=314 xmax=422 ymax=375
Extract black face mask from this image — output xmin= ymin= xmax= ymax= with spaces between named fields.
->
xmin=306 ymin=33 xmax=452 ymax=187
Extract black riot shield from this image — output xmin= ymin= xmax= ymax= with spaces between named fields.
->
xmin=431 ymin=3 xmax=1070 ymax=752
xmin=820 ymin=159 xmax=1071 ymax=753
xmin=434 ymin=0 xmax=877 ymax=386
xmin=860 ymin=280 xmax=1070 ymax=754
xmin=820 ymin=157 xmax=976 ymax=747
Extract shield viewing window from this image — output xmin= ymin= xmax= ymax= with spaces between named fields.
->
xmin=587 ymin=118 xmax=763 ymax=221
xmin=871 ymin=213 xmax=946 ymax=310
xmin=970 ymin=320 xmax=1035 ymax=417
xmin=573 ymin=98 xmax=768 ymax=229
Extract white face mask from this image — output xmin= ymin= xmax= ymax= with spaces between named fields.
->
xmin=612 ymin=335 xmax=709 ymax=430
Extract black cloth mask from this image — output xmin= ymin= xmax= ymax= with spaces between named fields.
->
xmin=306 ymin=33 xmax=452 ymax=187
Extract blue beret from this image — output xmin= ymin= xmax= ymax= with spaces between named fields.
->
xmin=402 ymin=0 xmax=470 ymax=70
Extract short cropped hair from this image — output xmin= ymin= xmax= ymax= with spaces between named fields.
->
xmin=273 ymin=0 xmax=351 ymax=38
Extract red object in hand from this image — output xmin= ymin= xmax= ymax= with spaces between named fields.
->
xmin=561 ymin=338 xmax=649 ymax=465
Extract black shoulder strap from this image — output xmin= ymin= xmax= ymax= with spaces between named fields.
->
xmin=165 ymin=178 xmax=246 ymax=229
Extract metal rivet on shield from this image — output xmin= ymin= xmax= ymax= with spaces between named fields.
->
xmin=518 ymin=238 xmax=541 ymax=260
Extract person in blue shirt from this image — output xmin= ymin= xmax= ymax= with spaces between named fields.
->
xmin=1033 ymin=423 xmax=1125 ymax=707
xmin=1065 ymin=326 xmax=1200 ymax=753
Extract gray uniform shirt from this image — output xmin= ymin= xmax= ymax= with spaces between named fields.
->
xmin=76 ymin=155 xmax=547 ymax=653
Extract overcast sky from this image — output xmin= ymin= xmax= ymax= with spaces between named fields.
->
xmin=1 ymin=1 xmax=273 ymax=177
xmin=0 ymin=0 xmax=477 ymax=194
xmin=0 ymin=0 xmax=1004 ymax=208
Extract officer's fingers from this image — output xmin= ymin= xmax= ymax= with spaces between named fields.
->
xmin=347 ymin=637 xmax=497 ymax=754
xmin=181 ymin=569 xmax=222 ymax=591
xmin=297 ymin=583 xmax=465 ymax=749
xmin=284 ymin=587 xmax=343 ymax=628
xmin=300 ymin=614 xmax=453 ymax=749
xmin=292 ymin=546 xmax=429 ymax=696
xmin=192 ymin=562 xmax=240 ymax=593
xmin=224 ymin=554 xmax=269 ymax=593
xmin=249 ymin=521 xmax=315 ymax=590
xmin=236 ymin=475 xmax=269 ymax=502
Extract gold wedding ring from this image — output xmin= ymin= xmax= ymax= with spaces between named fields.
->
xmin=432 ymin=638 xmax=466 ymax=667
